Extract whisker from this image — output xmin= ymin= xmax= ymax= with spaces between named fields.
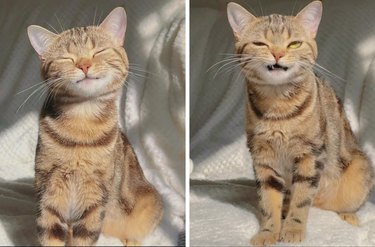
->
xmin=257 ymin=0 xmax=264 ymax=16
xmin=295 ymin=61 xmax=345 ymax=83
xmin=16 ymin=78 xmax=60 ymax=95
xmin=93 ymin=7 xmax=98 ymax=26
xmin=212 ymin=59 xmax=247 ymax=78
xmin=313 ymin=63 xmax=346 ymax=82
xmin=221 ymin=60 xmax=260 ymax=75
xmin=219 ymin=53 xmax=243 ymax=57
xmin=128 ymin=63 xmax=156 ymax=76
xmin=206 ymin=57 xmax=244 ymax=72
xmin=97 ymin=10 xmax=104 ymax=26
xmin=38 ymin=87 xmax=49 ymax=102
xmin=241 ymin=2 xmax=259 ymax=17
xmin=128 ymin=71 xmax=148 ymax=79
xmin=54 ymin=13 xmax=65 ymax=32
xmin=129 ymin=67 xmax=155 ymax=77
xmin=17 ymin=84 xmax=46 ymax=113
xmin=213 ymin=59 xmax=264 ymax=78
xmin=291 ymin=0 xmax=298 ymax=15
xmin=46 ymin=23 xmax=59 ymax=33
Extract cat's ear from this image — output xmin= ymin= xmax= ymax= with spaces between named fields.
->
xmin=100 ymin=7 xmax=127 ymax=46
xmin=296 ymin=1 xmax=322 ymax=38
xmin=27 ymin=25 xmax=57 ymax=56
xmin=227 ymin=2 xmax=256 ymax=40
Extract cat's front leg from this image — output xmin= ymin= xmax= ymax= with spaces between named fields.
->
xmin=35 ymin=176 xmax=68 ymax=246
xmin=36 ymin=210 xmax=68 ymax=246
xmin=69 ymin=204 xmax=106 ymax=245
xmin=249 ymin=140 xmax=285 ymax=246
xmin=251 ymin=162 xmax=285 ymax=246
xmin=280 ymin=155 xmax=320 ymax=243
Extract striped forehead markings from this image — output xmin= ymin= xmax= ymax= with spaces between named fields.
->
xmin=64 ymin=27 xmax=96 ymax=51
xmin=269 ymin=15 xmax=286 ymax=32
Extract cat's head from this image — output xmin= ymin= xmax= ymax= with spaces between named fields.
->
xmin=27 ymin=7 xmax=128 ymax=98
xmin=227 ymin=1 xmax=322 ymax=85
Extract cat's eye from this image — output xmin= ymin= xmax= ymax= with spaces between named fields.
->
xmin=93 ymin=48 xmax=109 ymax=57
xmin=58 ymin=57 xmax=75 ymax=63
xmin=288 ymin=41 xmax=303 ymax=49
xmin=253 ymin=42 xmax=268 ymax=47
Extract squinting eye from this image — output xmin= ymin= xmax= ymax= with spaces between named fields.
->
xmin=93 ymin=48 xmax=108 ymax=57
xmin=288 ymin=41 xmax=302 ymax=49
xmin=253 ymin=41 xmax=268 ymax=47
xmin=59 ymin=57 xmax=75 ymax=63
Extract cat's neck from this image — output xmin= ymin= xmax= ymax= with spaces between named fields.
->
xmin=246 ymin=73 xmax=316 ymax=119
xmin=41 ymin=90 xmax=120 ymax=123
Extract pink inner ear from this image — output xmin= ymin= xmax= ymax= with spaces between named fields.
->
xmin=227 ymin=3 xmax=256 ymax=39
xmin=27 ymin=25 xmax=56 ymax=56
xmin=99 ymin=7 xmax=127 ymax=46
xmin=296 ymin=1 xmax=322 ymax=38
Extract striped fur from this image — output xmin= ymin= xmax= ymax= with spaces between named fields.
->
xmin=227 ymin=1 xmax=374 ymax=246
xmin=30 ymin=10 xmax=163 ymax=246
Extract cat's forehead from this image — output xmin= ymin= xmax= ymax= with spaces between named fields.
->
xmin=266 ymin=14 xmax=289 ymax=32
xmin=54 ymin=26 xmax=112 ymax=51
xmin=246 ymin=14 xmax=305 ymax=40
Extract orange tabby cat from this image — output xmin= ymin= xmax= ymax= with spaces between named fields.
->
xmin=28 ymin=7 xmax=163 ymax=246
xmin=227 ymin=1 xmax=374 ymax=245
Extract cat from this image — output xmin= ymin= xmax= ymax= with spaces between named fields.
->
xmin=227 ymin=1 xmax=374 ymax=245
xmin=27 ymin=7 xmax=163 ymax=246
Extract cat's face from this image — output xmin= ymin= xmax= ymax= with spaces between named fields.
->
xmin=27 ymin=7 xmax=128 ymax=98
xmin=227 ymin=1 xmax=322 ymax=85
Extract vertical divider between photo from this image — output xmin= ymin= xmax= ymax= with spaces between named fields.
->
xmin=185 ymin=0 xmax=190 ymax=246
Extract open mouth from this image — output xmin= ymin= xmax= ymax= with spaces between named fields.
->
xmin=267 ymin=63 xmax=288 ymax=71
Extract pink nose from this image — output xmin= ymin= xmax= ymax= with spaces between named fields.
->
xmin=272 ymin=51 xmax=285 ymax=62
xmin=78 ymin=63 xmax=91 ymax=75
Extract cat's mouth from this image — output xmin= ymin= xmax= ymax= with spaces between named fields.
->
xmin=76 ymin=76 xmax=101 ymax=84
xmin=267 ymin=63 xmax=288 ymax=71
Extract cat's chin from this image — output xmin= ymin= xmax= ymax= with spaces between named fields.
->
xmin=69 ymin=75 xmax=114 ymax=97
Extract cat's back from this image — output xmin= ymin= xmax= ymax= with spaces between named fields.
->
xmin=315 ymin=77 xmax=364 ymax=161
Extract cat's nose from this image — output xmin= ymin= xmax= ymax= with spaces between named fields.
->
xmin=77 ymin=62 xmax=92 ymax=75
xmin=272 ymin=51 xmax=285 ymax=62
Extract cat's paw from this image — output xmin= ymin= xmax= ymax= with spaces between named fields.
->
xmin=121 ymin=239 xmax=140 ymax=246
xmin=338 ymin=212 xmax=359 ymax=226
xmin=279 ymin=226 xmax=305 ymax=243
xmin=250 ymin=231 xmax=278 ymax=246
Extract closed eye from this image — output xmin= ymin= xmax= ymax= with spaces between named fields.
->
xmin=252 ymin=41 xmax=268 ymax=47
xmin=93 ymin=48 xmax=109 ymax=57
xmin=288 ymin=41 xmax=303 ymax=49
xmin=57 ymin=57 xmax=75 ymax=63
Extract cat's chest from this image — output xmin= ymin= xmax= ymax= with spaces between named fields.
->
xmin=252 ymin=122 xmax=298 ymax=170
xmin=253 ymin=121 xmax=297 ymax=145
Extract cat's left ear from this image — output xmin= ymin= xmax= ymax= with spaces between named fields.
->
xmin=296 ymin=1 xmax=323 ymax=38
xmin=100 ymin=7 xmax=127 ymax=46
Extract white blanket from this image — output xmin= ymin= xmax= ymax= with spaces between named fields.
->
xmin=0 ymin=0 xmax=184 ymax=245
xmin=191 ymin=181 xmax=375 ymax=246
xmin=190 ymin=0 xmax=375 ymax=245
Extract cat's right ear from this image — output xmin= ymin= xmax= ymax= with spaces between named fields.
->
xmin=27 ymin=25 xmax=57 ymax=57
xmin=227 ymin=2 xmax=256 ymax=40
